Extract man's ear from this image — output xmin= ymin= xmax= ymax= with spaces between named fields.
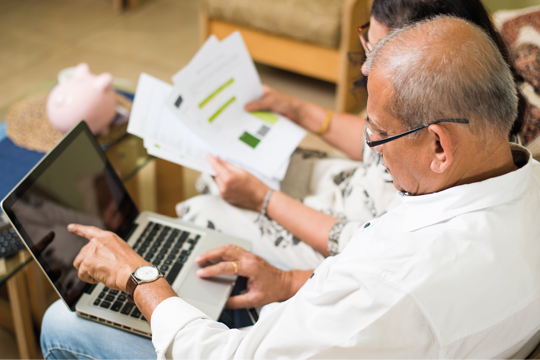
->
xmin=427 ymin=125 xmax=453 ymax=174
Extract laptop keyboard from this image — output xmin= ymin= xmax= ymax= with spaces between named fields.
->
xmin=91 ymin=221 xmax=201 ymax=320
xmin=0 ymin=227 xmax=26 ymax=259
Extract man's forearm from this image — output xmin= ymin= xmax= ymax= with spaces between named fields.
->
xmin=266 ymin=191 xmax=338 ymax=256
xmin=284 ymin=269 xmax=314 ymax=298
xmin=134 ymin=278 xmax=178 ymax=324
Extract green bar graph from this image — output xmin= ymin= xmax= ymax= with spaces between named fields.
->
xmin=199 ymin=78 xmax=235 ymax=109
xmin=239 ymin=132 xmax=260 ymax=148
xmin=209 ymin=96 xmax=236 ymax=123
xmin=250 ymin=111 xmax=279 ymax=125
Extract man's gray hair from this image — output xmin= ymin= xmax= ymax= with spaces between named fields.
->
xmin=364 ymin=16 xmax=518 ymax=138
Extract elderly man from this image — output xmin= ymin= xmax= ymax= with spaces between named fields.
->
xmin=41 ymin=16 xmax=540 ymax=359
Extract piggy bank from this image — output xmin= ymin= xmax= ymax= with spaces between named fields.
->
xmin=47 ymin=63 xmax=116 ymax=135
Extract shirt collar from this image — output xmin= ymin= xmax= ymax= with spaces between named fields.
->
xmin=401 ymin=144 xmax=533 ymax=232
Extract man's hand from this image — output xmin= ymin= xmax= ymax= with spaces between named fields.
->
xmin=207 ymin=154 xmax=270 ymax=211
xmin=195 ymin=244 xmax=311 ymax=309
xmin=69 ymin=224 xmax=149 ymax=292
xmin=245 ymin=85 xmax=303 ymax=124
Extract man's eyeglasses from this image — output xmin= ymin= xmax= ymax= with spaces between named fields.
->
xmin=358 ymin=22 xmax=372 ymax=54
xmin=365 ymin=118 xmax=470 ymax=152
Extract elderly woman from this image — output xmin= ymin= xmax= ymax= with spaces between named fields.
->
xmin=176 ymin=0 xmax=527 ymax=271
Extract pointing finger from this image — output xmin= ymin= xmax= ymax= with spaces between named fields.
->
xmin=68 ymin=224 xmax=104 ymax=240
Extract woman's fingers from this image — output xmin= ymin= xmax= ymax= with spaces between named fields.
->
xmin=206 ymin=154 xmax=230 ymax=177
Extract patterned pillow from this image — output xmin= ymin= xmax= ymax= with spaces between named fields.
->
xmin=494 ymin=6 xmax=540 ymax=147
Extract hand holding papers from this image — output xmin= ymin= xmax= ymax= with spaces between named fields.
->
xmin=128 ymin=32 xmax=306 ymax=189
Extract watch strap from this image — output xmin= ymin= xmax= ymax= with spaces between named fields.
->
xmin=126 ymin=274 xmax=138 ymax=304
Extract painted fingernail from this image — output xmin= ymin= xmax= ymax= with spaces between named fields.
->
xmin=67 ymin=224 xmax=74 ymax=230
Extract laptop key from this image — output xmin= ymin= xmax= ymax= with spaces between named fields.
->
xmin=152 ymin=259 xmax=161 ymax=266
xmin=141 ymin=316 xmax=147 ymax=322
xmin=109 ymin=290 xmax=119 ymax=295
xmin=179 ymin=232 xmax=189 ymax=242
xmin=120 ymin=303 xmax=134 ymax=315
xmin=98 ymin=291 xmax=106 ymax=299
xmin=165 ymin=262 xmax=183 ymax=284
xmin=144 ymin=255 xmax=153 ymax=262
xmin=93 ymin=299 xmax=100 ymax=306
xmin=171 ymin=248 xmax=179 ymax=254
xmin=150 ymin=247 xmax=158 ymax=253
xmin=160 ymin=265 xmax=169 ymax=272
xmin=131 ymin=308 xmax=142 ymax=318
xmin=84 ymin=284 xmax=96 ymax=294
xmin=164 ymin=259 xmax=172 ymax=265
xmin=157 ymin=254 xmax=164 ymax=260
xmin=111 ymin=301 xmax=123 ymax=312
xmin=100 ymin=301 xmax=111 ymax=309
xmin=105 ymin=295 xmax=115 ymax=302
xmin=194 ymin=234 xmax=201 ymax=242
xmin=167 ymin=254 xmax=175 ymax=260
xmin=159 ymin=248 xmax=168 ymax=254
xmin=164 ymin=226 xmax=171 ymax=232
xmin=118 ymin=294 xmax=126 ymax=302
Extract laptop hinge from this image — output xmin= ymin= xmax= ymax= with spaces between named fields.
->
xmin=122 ymin=223 xmax=139 ymax=241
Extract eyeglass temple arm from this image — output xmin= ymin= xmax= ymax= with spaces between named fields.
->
xmin=366 ymin=119 xmax=469 ymax=147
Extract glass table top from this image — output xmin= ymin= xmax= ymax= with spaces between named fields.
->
xmin=0 ymin=134 xmax=153 ymax=287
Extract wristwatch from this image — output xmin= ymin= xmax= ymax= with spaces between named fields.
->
xmin=126 ymin=265 xmax=163 ymax=304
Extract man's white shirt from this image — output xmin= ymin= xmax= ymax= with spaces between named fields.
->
xmin=151 ymin=144 xmax=540 ymax=359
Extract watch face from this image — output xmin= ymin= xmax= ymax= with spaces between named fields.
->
xmin=134 ymin=266 xmax=159 ymax=281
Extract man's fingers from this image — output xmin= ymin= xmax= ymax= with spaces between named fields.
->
xmin=68 ymin=224 xmax=103 ymax=240
xmin=196 ymin=261 xmax=236 ymax=278
xmin=195 ymin=244 xmax=248 ymax=266
xmin=225 ymin=293 xmax=257 ymax=310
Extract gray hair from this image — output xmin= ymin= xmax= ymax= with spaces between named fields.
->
xmin=364 ymin=16 xmax=518 ymax=139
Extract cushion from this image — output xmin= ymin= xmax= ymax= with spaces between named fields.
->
xmin=494 ymin=6 xmax=540 ymax=148
xmin=202 ymin=0 xmax=343 ymax=49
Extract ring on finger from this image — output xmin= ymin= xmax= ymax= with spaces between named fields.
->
xmin=231 ymin=261 xmax=238 ymax=275
xmin=235 ymin=246 xmax=241 ymax=251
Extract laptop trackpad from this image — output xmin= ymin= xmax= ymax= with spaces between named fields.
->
xmin=177 ymin=265 xmax=234 ymax=305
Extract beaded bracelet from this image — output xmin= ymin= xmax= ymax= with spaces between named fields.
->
xmin=261 ymin=189 xmax=274 ymax=216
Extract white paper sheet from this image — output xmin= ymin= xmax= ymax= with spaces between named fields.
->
xmin=166 ymin=32 xmax=305 ymax=179
xmin=128 ymin=73 xmax=283 ymax=189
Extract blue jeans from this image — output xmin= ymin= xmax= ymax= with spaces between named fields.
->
xmin=41 ymin=278 xmax=254 ymax=358
xmin=41 ymin=300 xmax=156 ymax=359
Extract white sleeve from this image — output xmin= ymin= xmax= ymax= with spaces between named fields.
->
xmin=150 ymin=263 xmax=438 ymax=359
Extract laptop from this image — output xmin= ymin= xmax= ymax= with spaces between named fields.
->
xmin=1 ymin=121 xmax=251 ymax=338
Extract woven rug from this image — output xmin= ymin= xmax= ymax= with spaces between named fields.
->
xmin=6 ymin=92 xmax=132 ymax=153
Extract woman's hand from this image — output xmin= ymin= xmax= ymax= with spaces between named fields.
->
xmin=245 ymin=85 xmax=304 ymax=124
xmin=195 ymin=245 xmax=305 ymax=309
xmin=207 ymin=154 xmax=270 ymax=211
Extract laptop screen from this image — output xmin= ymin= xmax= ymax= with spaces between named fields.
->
xmin=2 ymin=122 xmax=139 ymax=310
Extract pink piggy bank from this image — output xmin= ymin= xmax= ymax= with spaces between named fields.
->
xmin=47 ymin=63 xmax=116 ymax=135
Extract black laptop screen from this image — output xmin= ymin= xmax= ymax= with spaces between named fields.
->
xmin=2 ymin=122 xmax=139 ymax=310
